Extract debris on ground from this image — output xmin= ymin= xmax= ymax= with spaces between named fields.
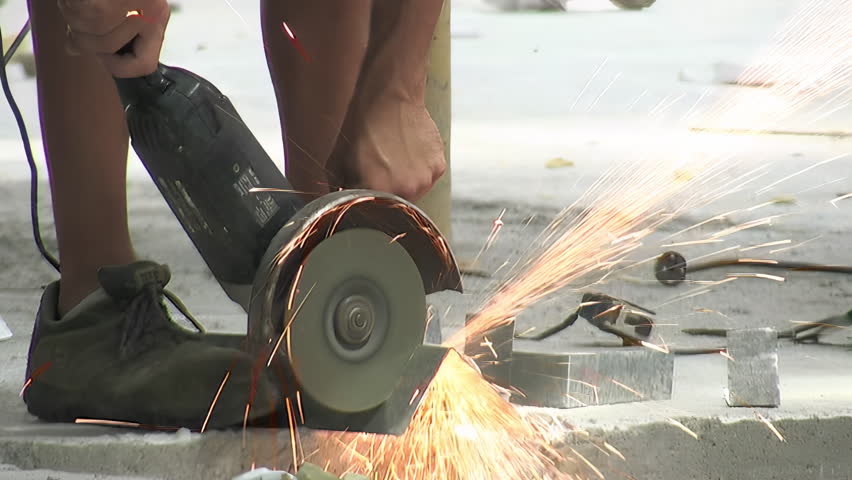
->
xmin=545 ymin=157 xmax=575 ymax=169
xmin=0 ymin=314 xmax=11 ymax=341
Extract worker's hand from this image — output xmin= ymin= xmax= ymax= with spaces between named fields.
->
xmin=346 ymin=95 xmax=446 ymax=202
xmin=58 ymin=0 xmax=170 ymax=78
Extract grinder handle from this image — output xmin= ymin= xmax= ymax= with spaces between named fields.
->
xmin=112 ymin=36 xmax=169 ymax=105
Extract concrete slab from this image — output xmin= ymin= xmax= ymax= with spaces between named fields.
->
xmin=1 ymin=0 xmax=852 ymax=478
xmin=0 ymin=464 xmax=155 ymax=480
xmin=464 ymin=314 xmax=514 ymax=385
xmin=1 ymin=346 xmax=851 ymax=479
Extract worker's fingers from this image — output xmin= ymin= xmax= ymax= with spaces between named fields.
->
xmin=66 ymin=14 xmax=148 ymax=56
xmin=58 ymin=0 xmax=134 ymax=36
xmin=353 ymin=171 xmax=433 ymax=203
xmin=99 ymin=9 xmax=169 ymax=77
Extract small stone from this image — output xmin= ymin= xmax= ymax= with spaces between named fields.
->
xmin=0 ymin=314 xmax=11 ymax=342
xmin=341 ymin=475 xmax=371 ymax=480
xmin=545 ymin=157 xmax=575 ymax=169
xmin=725 ymin=328 xmax=780 ymax=408
xmin=770 ymin=196 xmax=796 ymax=205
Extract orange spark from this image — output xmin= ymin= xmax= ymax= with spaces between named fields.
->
xmin=287 ymin=264 xmax=305 ymax=310
xmin=20 ymin=361 xmax=52 ymax=397
xmin=250 ymin=187 xmax=303 ymax=194
xmin=243 ymin=403 xmax=251 ymax=448
xmin=769 ymin=235 xmax=822 ymax=254
xmin=737 ymin=258 xmax=779 ymax=264
xmin=726 ymin=273 xmax=786 ymax=282
xmin=470 ymin=208 xmax=508 ymax=267
xmin=667 ymin=418 xmax=699 ymax=440
xmin=408 ymin=388 xmax=421 ymax=406
xmin=661 ymin=239 xmax=725 ymax=247
xmin=568 ymin=447 xmax=605 ymax=480
xmin=286 ymin=397 xmax=302 ymax=472
xmin=830 ymin=192 xmax=852 ymax=207
xmin=603 ymin=442 xmax=626 ymax=461
xmin=611 ymin=379 xmax=644 ymax=399
xmin=756 ymin=413 xmax=786 ymax=442
xmin=75 ymin=418 xmax=140 ymax=428
xmin=281 ymin=21 xmax=311 ymax=63
xmin=640 ymin=341 xmax=670 ymax=354
xmin=294 ymin=2 xmax=845 ymax=475
xmin=18 ymin=379 xmax=31 ymax=398
xmin=201 ymin=370 xmax=231 ymax=433
xmin=296 ymin=390 xmax=305 ymax=424
xmin=268 ymin=282 xmax=316 ymax=367
xmin=311 ymin=351 xmax=585 ymax=479
xmin=480 ymin=336 xmax=498 ymax=360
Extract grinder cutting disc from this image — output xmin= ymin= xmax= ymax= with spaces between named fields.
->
xmin=286 ymin=228 xmax=427 ymax=413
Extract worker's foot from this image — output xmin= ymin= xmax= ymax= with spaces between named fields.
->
xmin=24 ymin=261 xmax=280 ymax=430
xmin=341 ymin=75 xmax=446 ymax=202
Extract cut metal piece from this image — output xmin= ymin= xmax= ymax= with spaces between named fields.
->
xmin=464 ymin=314 xmax=514 ymax=386
xmin=424 ymin=304 xmax=443 ymax=345
xmin=516 ymin=292 xmax=655 ymax=344
xmin=509 ymin=348 xmax=673 ymax=408
xmin=725 ymin=328 xmax=780 ymax=408
xmin=287 ymin=228 xmax=427 ymax=414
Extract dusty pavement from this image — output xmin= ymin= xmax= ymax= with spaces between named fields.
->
xmin=1 ymin=0 xmax=852 ymax=478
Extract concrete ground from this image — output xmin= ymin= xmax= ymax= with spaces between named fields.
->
xmin=1 ymin=0 xmax=851 ymax=478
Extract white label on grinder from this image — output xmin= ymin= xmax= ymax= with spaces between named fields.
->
xmin=232 ymin=167 xmax=280 ymax=227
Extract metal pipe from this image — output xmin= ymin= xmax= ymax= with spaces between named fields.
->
xmin=655 ymin=250 xmax=852 ymax=286
xmin=417 ymin=0 xmax=453 ymax=243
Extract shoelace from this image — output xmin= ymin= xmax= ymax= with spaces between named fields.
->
xmin=101 ymin=263 xmax=206 ymax=358
xmin=118 ymin=284 xmax=207 ymax=358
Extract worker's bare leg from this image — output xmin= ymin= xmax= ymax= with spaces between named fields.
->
xmin=340 ymin=0 xmax=447 ymax=201
xmin=29 ymin=0 xmax=136 ymax=316
xmin=260 ymin=0 xmax=372 ymax=197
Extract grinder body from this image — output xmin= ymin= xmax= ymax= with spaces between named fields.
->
xmin=114 ymin=64 xmax=303 ymax=309
xmin=113 ymin=63 xmax=462 ymax=435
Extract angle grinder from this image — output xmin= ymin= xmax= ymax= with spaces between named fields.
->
xmin=112 ymin=63 xmax=462 ymax=435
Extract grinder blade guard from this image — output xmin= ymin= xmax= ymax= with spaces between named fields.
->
xmin=114 ymin=64 xmax=463 ymax=435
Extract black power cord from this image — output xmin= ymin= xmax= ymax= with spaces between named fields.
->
xmin=3 ymin=20 xmax=31 ymax=66
xmin=1 ymin=22 xmax=61 ymax=272
xmin=1 ymin=22 xmax=205 ymax=332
